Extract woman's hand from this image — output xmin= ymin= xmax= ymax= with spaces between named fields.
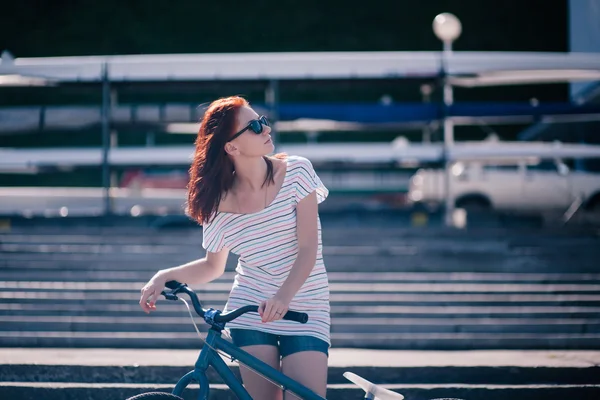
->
xmin=258 ymin=293 xmax=291 ymax=323
xmin=139 ymin=273 xmax=167 ymax=314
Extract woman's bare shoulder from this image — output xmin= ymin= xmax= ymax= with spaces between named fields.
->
xmin=217 ymin=191 xmax=235 ymax=213
xmin=270 ymin=154 xmax=290 ymax=175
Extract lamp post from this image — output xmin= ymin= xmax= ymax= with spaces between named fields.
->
xmin=420 ymin=84 xmax=433 ymax=143
xmin=433 ymin=12 xmax=462 ymax=226
xmin=101 ymin=63 xmax=112 ymax=216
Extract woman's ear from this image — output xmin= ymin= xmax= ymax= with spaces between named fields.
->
xmin=224 ymin=142 xmax=239 ymax=156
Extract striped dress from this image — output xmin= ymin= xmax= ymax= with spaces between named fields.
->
xmin=201 ymin=155 xmax=331 ymax=346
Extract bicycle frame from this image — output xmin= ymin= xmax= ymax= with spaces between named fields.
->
xmin=171 ymin=328 xmax=327 ymax=400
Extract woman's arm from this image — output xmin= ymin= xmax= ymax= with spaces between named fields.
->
xmin=159 ymin=248 xmax=230 ymax=285
xmin=139 ymin=247 xmax=230 ymax=313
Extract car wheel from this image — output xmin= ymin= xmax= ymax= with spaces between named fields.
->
xmin=456 ymin=198 xmax=491 ymax=213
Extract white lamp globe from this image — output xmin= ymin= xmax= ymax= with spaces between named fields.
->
xmin=433 ymin=13 xmax=462 ymax=43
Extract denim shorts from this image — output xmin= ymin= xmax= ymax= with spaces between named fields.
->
xmin=229 ymin=328 xmax=329 ymax=358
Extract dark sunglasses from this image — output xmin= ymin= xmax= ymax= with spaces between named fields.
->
xmin=228 ymin=115 xmax=270 ymax=142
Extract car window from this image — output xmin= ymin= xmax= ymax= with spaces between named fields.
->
xmin=482 ymin=164 xmax=519 ymax=172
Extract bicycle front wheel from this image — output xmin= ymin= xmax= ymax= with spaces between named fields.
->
xmin=126 ymin=392 xmax=184 ymax=400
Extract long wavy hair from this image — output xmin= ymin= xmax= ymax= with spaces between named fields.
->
xmin=186 ymin=96 xmax=284 ymax=224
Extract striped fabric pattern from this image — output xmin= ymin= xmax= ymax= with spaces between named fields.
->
xmin=202 ymin=155 xmax=331 ymax=345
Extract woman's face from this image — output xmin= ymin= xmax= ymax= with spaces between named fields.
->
xmin=226 ymin=106 xmax=274 ymax=157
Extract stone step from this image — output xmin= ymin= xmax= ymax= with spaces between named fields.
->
xmin=2 ymin=231 xmax=598 ymax=249
xmin=4 ymin=363 xmax=600 ymax=385
xmin=4 ymin=281 xmax=599 ymax=294
xmin=2 ymin=240 xmax=597 ymax=258
xmin=3 ymin=302 xmax=600 ymax=319
xmin=2 ymin=331 xmax=600 ymax=349
xmin=0 ymin=261 xmax=590 ymax=279
xmin=4 ymin=270 xmax=600 ymax=283
xmin=3 ymin=241 xmax=598 ymax=259
xmin=4 ymin=225 xmax=597 ymax=238
xmin=1 ymin=317 xmax=599 ymax=335
xmin=4 ymin=255 xmax=599 ymax=273
xmin=4 ymin=260 xmax=599 ymax=274
xmin=4 ymin=268 xmax=600 ymax=280
xmin=5 ymin=290 xmax=600 ymax=306
xmin=3 ymin=225 xmax=598 ymax=239
xmin=4 ymin=306 xmax=600 ymax=320
xmin=4 ymin=296 xmax=600 ymax=312
xmin=3 ymin=381 xmax=600 ymax=400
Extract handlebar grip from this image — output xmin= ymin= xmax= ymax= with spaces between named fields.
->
xmin=165 ymin=280 xmax=183 ymax=290
xmin=283 ymin=310 xmax=309 ymax=324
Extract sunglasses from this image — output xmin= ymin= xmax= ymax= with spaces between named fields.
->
xmin=228 ymin=115 xmax=270 ymax=142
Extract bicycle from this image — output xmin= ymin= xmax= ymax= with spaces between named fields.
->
xmin=126 ymin=280 xmax=464 ymax=400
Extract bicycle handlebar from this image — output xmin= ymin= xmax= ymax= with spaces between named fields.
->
xmin=162 ymin=280 xmax=309 ymax=324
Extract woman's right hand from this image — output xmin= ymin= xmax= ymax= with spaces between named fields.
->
xmin=139 ymin=273 xmax=167 ymax=314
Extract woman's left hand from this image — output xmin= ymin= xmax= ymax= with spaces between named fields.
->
xmin=259 ymin=294 xmax=290 ymax=323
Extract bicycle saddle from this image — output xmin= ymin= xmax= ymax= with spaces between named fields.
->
xmin=343 ymin=372 xmax=405 ymax=400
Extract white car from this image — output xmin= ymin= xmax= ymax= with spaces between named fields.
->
xmin=408 ymin=158 xmax=600 ymax=214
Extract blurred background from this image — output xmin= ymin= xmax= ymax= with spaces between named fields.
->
xmin=0 ymin=0 xmax=599 ymax=225
xmin=1 ymin=1 xmax=600 ymax=399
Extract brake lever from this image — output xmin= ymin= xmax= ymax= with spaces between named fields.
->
xmin=161 ymin=290 xmax=179 ymax=301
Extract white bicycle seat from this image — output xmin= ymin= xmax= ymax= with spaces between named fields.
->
xmin=343 ymin=372 xmax=405 ymax=400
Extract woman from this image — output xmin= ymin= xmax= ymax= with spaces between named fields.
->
xmin=139 ymin=96 xmax=330 ymax=399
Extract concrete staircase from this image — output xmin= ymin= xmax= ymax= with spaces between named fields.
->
xmin=1 ymin=223 xmax=600 ymax=350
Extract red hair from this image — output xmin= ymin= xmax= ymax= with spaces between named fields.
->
xmin=186 ymin=96 xmax=283 ymax=224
